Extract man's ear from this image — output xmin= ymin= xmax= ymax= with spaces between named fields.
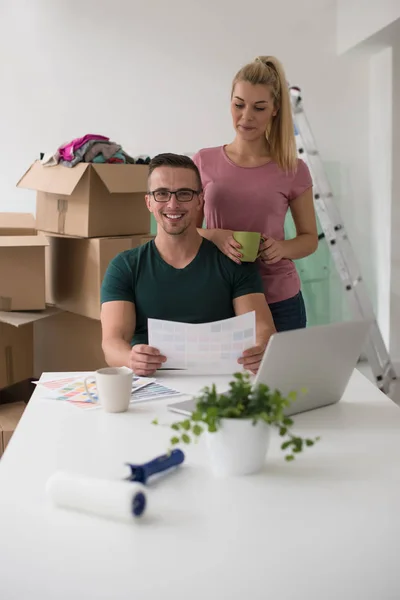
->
xmin=197 ymin=191 xmax=205 ymax=211
xmin=145 ymin=194 xmax=153 ymax=213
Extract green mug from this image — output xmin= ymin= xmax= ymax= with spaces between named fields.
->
xmin=233 ymin=231 xmax=264 ymax=262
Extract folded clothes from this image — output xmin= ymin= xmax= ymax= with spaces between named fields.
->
xmin=59 ymin=134 xmax=109 ymax=162
xmin=39 ymin=134 xmax=150 ymax=167
xmin=134 ymin=155 xmax=151 ymax=165
xmin=84 ymin=142 xmax=121 ymax=163
xmin=122 ymin=151 xmax=136 ymax=164
xmin=60 ymin=139 xmax=100 ymax=168
xmin=93 ymin=151 xmax=126 ymax=164
xmin=40 ymin=151 xmax=60 ymax=167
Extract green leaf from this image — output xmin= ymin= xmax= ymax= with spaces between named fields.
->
xmin=151 ymin=418 xmax=158 ymax=425
xmin=285 ymin=455 xmax=295 ymax=462
xmin=192 ymin=424 xmax=203 ymax=436
xmin=207 ymin=407 xmax=219 ymax=418
xmin=161 ymin=373 xmax=320 ymax=462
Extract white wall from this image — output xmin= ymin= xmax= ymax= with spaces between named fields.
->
xmin=0 ymin=0 xmax=359 ymax=215
xmin=0 ymin=0 xmax=389 ymax=356
xmin=390 ymin=44 xmax=400 ymax=365
xmin=336 ymin=3 xmax=400 ymax=366
xmin=369 ymin=47 xmax=393 ymax=348
xmin=337 ymin=0 xmax=400 ymax=54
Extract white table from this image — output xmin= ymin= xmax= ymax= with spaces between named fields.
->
xmin=0 ymin=369 xmax=400 ymax=600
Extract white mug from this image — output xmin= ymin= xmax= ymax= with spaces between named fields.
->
xmin=84 ymin=367 xmax=133 ymax=413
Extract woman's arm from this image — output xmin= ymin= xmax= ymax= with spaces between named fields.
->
xmin=196 ymin=206 xmax=214 ymax=240
xmin=196 ymin=207 xmax=242 ymax=261
xmin=260 ymin=188 xmax=318 ymax=264
xmin=282 ymin=188 xmax=318 ymax=259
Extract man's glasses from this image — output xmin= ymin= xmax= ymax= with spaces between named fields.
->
xmin=149 ymin=189 xmax=200 ymax=203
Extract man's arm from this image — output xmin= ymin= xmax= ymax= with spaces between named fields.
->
xmin=233 ymin=293 xmax=276 ymax=374
xmin=101 ymin=301 xmax=167 ymax=375
xmin=101 ymin=300 xmax=136 ymax=368
xmin=233 ymin=293 xmax=276 ymax=347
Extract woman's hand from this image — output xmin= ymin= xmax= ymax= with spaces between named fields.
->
xmin=210 ymin=229 xmax=242 ymax=264
xmin=259 ymin=236 xmax=285 ymax=264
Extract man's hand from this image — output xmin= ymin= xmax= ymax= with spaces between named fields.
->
xmin=130 ymin=344 xmax=167 ymax=376
xmin=237 ymin=343 xmax=266 ymax=375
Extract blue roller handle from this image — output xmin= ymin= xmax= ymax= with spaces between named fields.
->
xmin=126 ymin=449 xmax=185 ymax=484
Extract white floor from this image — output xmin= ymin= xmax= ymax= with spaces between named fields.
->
xmin=357 ymin=360 xmax=400 ymax=406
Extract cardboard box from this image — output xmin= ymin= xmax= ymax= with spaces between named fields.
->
xmin=42 ymin=233 xmax=152 ymax=320
xmin=140 ymin=235 xmax=156 ymax=243
xmin=34 ymin=311 xmax=107 ymax=376
xmin=0 ymin=378 xmax=35 ymax=405
xmin=17 ymin=162 xmax=150 ymax=238
xmin=0 ymin=307 xmax=61 ymax=389
xmin=0 ymin=322 xmax=33 ymax=389
xmin=0 ymin=236 xmax=48 ymax=311
xmin=0 ymin=401 xmax=26 ymax=457
xmin=0 ymin=213 xmax=36 ymax=235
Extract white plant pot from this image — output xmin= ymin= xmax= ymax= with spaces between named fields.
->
xmin=205 ymin=418 xmax=271 ymax=477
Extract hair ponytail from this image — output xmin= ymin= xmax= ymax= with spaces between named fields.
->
xmin=232 ymin=55 xmax=297 ymax=173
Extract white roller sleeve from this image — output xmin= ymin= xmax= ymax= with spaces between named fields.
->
xmin=46 ymin=471 xmax=147 ymax=523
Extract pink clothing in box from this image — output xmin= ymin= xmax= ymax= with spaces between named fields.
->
xmin=58 ymin=134 xmax=109 ymax=162
xmin=192 ymin=145 xmax=313 ymax=304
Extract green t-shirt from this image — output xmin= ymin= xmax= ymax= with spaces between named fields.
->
xmin=100 ymin=238 xmax=263 ymax=345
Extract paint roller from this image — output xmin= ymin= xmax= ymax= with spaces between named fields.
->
xmin=46 ymin=449 xmax=185 ymax=523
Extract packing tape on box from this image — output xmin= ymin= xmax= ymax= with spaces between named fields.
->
xmin=57 ymin=199 xmax=68 ymax=234
xmin=46 ymin=471 xmax=147 ymax=523
xmin=0 ymin=296 xmax=12 ymax=311
xmin=5 ymin=346 xmax=14 ymax=385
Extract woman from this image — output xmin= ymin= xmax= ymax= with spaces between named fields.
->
xmin=193 ymin=55 xmax=318 ymax=332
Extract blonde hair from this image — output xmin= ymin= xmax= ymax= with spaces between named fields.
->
xmin=232 ymin=55 xmax=297 ymax=173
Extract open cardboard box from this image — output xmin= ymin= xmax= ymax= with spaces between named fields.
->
xmin=0 ymin=307 xmax=61 ymax=389
xmin=0 ymin=213 xmax=36 ymax=235
xmin=41 ymin=232 xmax=154 ymax=320
xmin=17 ymin=162 xmax=150 ymax=238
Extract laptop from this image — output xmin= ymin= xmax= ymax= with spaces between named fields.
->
xmin=167 ymin=320 xmax=372 ymax=417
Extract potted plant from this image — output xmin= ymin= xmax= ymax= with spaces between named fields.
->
xmin=154 ymin=372 xmax=320 ymax=477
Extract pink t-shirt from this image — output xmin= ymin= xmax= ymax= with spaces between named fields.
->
xmin=192 ymin=146 xmax=313 ymax=304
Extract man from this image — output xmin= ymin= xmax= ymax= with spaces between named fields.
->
xmin=100 ymin=153 xmax=276 ymax=376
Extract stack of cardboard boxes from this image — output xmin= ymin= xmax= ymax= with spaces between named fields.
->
xmin=0 ymin=213 xmax=48 ymax=390
xmin=18 ymin=160 xmax=154 ymax=373
xmin=0 ymin=160 xmax=154 ymax=454
xmin=0 ymin=212 xmax=50 ymax=456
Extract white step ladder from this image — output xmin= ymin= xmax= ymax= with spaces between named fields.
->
xmin=290 ymin=86 xmax=397 ymax=394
